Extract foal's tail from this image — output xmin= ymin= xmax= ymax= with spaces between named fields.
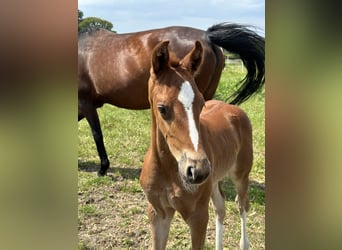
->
xmin=206 ymin=22 xmax=265 ymax=105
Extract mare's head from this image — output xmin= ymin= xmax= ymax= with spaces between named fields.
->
xmin=148 ymin=40 xmax=211 ymax=190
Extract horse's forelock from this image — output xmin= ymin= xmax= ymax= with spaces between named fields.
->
xmin=169 ymin=52 xmax=180 ymax=68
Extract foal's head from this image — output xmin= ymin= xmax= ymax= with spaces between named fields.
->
xmin=148 ymin=40 xmax=211 ymax=190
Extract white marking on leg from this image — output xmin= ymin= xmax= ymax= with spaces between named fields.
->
xmin=215 ymin=216 xmax=223 ymax=250
xmin=239 ymin=210 xmax=250 ymax=250
xmin=178 ymin=81 xmax=199 ymax=151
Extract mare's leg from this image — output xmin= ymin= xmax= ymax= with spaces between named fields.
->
xmin=148 ymin=204 xmax=175 ymax=250
xmin=185 ymin=204 xmax=209 ymax=250
xmin=232 ymin=175 xmax=250 ymax=250
xmin=82 ymin=105 xmax=110 ymax=176
xmin=78 ymin=113 xmax=85 ymax=121
xmin=78 ymin=68 xmax=109 ymax=175
xmin=211 ymin=183 xmax=226 ymax=250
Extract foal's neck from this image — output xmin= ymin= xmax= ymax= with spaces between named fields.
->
xmin=150 ymin=113 xmax=177 ymax=166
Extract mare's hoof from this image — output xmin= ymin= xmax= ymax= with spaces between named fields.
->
xmin=97 ymin=170 xmax=107 ymax=177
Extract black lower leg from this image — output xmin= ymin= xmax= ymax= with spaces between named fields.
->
xmin=93 ymin=130 xmax=110 ymax=176
xmin=86 ymin=110 xmax=110 ymax=176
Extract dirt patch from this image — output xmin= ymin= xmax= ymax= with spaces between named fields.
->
xmin=78 ymin=164 xmax=151 ymax=249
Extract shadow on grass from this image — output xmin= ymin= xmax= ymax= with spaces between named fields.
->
xmin=78 ymin=161 xmax=264 ymax=205
xmin=78 ymin=160 xmax=141 ymax=180
xmin=220 ymin=178 xmax=265 ymax=205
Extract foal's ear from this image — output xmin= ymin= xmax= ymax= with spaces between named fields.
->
xmin=151 ymin=40 xmax=170 ymax=75
xmin=180 ymin=41 xmax=203 ymax=74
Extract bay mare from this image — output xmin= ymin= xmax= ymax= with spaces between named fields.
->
xmin=78 ymin=22 xmax=264 ymax=176
xmin=140 ymin=41 xmax=253 ymax=249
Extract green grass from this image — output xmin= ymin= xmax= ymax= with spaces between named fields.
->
xmin=79 ymin=204 xmax=98 ymax=217
xmin=78 ymin=63 xmax=265 ymax=249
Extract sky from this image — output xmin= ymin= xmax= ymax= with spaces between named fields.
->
xmin=78 ymin=0 xmax=265 ymax=35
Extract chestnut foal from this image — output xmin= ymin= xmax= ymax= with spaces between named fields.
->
xmin=140 ymin=40 xmax=253 ymax=250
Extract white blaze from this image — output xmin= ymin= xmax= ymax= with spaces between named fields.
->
xmin=177 ymin=81 xmax=199 ymax=151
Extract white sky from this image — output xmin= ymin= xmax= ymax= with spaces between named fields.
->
xmin=78 ymin=0 xmax=265 ymax=35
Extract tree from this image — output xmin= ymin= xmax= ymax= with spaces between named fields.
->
xmin=78 ymin=9 xmax=115 ymax=33
xmin=79 ymin=17 xmax=114 ymax=32
xmin=78 ymin=10 xmax=84 ymax=24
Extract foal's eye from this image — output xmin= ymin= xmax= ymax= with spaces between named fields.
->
xmin=157 ymin=104 xmax=167 ymax=116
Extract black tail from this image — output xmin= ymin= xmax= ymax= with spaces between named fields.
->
xmin=206 ymin=22 xmax=265 ymax=105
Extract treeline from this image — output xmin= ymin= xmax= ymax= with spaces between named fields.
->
xmin=78 ymin=9 xmax=115 ymax=33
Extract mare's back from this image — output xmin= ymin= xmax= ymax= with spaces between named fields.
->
xmin=78 ymin=27 xmax=223 ymax=108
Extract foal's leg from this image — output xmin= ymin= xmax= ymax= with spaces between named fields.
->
xmin=148 ymin=204 xmax=175 ymax=250
xmin=185 ymin=204 xmax=209 ymax=250
xmin=82 ymin=106 xmax=110 ymax=176
xmin=211 ymin=183 xmax=226 ymax=250
xmin=232 ymin=176 xmax=250 ymax=250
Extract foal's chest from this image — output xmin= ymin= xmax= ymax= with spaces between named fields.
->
xmin=145 ymin=181 xmax=183 ymax=207
xmin=146 ymin=180 xmax=206 ymax=219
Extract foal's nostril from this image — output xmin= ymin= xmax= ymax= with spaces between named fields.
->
xmin=186 ymin=166 xmax=197 ymax=182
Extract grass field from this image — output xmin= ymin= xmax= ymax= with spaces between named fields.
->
xmin=78 ymin=63 xmax=265 ymax=249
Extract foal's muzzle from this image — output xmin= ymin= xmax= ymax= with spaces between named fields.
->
xmin=180 ymin=155 xmax=211 ymax=185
